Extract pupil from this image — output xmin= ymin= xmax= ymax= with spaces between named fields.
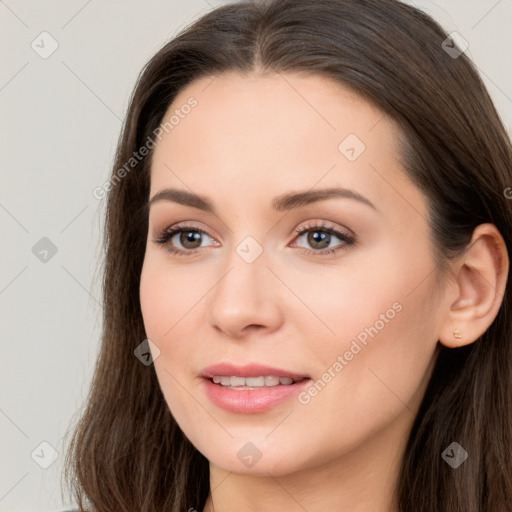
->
xmin=181 ymin=231 xmax=201 ymax=248
xmin=309 ymin=231 xmax=329 ymax=249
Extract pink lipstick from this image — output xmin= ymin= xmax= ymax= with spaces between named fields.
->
xmin=200 ymin=362 xmax=312 ymax=413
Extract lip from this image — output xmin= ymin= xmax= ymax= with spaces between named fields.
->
xmin=199 ymin=362 xmax=312 ymax=414
xmin=200 ymin=362 xmax=310 ymax=380
xmin=201 ymin=377 xmax=312 ymax=414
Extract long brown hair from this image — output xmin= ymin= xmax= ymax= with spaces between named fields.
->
xmin=62 ymin=0 xmax=512 ymax=510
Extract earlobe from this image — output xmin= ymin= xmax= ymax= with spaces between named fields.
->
xmin=438 ymin=223 xmax=509 ymax=349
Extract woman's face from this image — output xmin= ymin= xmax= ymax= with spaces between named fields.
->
xmin=140 ymin=71 xmax=446 ymax=476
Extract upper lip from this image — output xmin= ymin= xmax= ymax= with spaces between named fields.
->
xmin=200 ymin=362 xmax=310 ymax=380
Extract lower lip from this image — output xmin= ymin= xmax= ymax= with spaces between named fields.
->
xmin=202 ymin=377 xmax=312 ymax=413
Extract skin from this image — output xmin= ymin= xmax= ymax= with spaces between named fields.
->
xmin=139 ymin=71 xmax=509 ymax=512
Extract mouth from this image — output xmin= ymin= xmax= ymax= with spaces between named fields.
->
xmin=208 ymin=375 xmax=309 ymax=389
xmin=199 ymin=363 xmax=312 ymax=413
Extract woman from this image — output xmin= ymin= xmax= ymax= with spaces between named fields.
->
xmin=63 ymin=0 xmax=512 ymax=510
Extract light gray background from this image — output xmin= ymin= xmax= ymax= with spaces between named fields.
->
xmin=1 ymin=1 xmax=511 ymax=511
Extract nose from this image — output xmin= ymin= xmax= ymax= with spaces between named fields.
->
xmin=206 ymin=249 xmax=283 ymax=339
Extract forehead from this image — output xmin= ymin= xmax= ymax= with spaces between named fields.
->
xmin=149 ymin=71 xmax=423 ymax=221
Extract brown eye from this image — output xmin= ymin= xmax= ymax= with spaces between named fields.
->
xmin=153 ymin=223 xmax=216 ymax=256
xmin=292 ymin=222 xmax=356 ymax=256
xmin=176 ymin=230 xmax=203 ymax=249
xmin=304 ymin=230 xmax=331 ymax=250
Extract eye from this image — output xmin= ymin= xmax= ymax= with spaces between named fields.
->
xmin=152 ymin=222 xmax=218 ymax=256
xmin=291 ymin=221 xmax=356 ymax=256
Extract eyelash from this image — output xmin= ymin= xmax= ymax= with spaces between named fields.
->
xmin=152 ymin=221 xmax=356 ymax=257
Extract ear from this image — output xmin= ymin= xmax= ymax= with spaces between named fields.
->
xmin=439 ymin=223 xmax=509 ymax=348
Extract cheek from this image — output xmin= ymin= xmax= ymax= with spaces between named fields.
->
xmin=306 ymin=231 xmax=438 ymax=357
xmin=282 ymin=244 xmax=413 ymax=365
xmin=139 ymin=257 xmax=209 ymax=408
xmin=139 ymin=265 xmax=192 ymax=431
xmin=139 ymin=256 xmax=202 ymax=340
xmin=139 ymin=261 xmax=188 ymax=389
xmin=293 ymin=248 xmax=439 ymax=446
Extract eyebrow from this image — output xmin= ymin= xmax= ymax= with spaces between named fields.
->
xmin=148 ymin=187 xmax=377 ymax=213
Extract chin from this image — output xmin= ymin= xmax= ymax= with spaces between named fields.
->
xmin=191 ymin=433 xmax=315 ymax=477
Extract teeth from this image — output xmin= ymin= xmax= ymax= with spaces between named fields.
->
xmin=230 ymin=376 xmax=246 ymax=387
xmin=265 ymin=376 xmax=280 ymax=386
xmin=211 ymin=375 xmax=302 ymax=387
xmin=245 ymin=377 xmax=265 ymax=386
